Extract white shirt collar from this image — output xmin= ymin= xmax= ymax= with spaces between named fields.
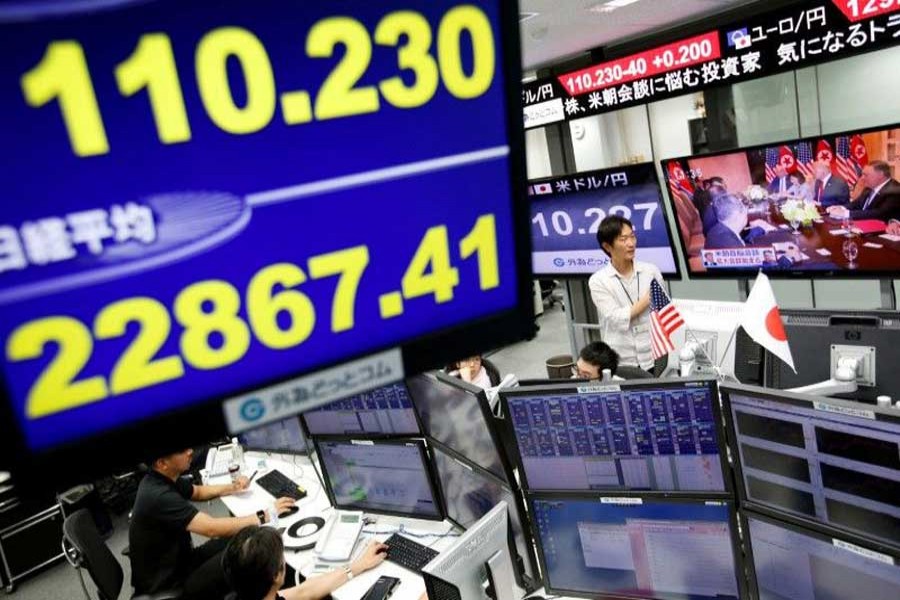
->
xmin=872 ymin=178 xmax=890 ymax=196
xmin=601 ymin=260 xmax=648 ymax=280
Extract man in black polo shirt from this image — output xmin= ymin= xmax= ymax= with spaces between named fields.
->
xmin=130 ymin=448 xmax=295 ymax=599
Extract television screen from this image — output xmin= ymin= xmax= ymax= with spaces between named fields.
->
xmin=407 ymin=373 xmax=510 ymax=482
xmin=662 ymin=124 xmax=900 ymax=277
xmin=501 ymin=379 xmax=728 ymax=493
xmin=300 ymin=383 xmax=419 ymax=437
xmin=0 ymin=0 xmax=533 ymax=489
xmin=530 ymin=493 xmax=741 ymax=600
xmin=745 ymin=511 xmax=900 ymax=600
xmin=528 ymin=163 xmax=680 ymax=277
xmin=722 ymin=384 xmax=900 ymax=547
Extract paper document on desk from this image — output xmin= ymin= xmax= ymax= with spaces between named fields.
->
xmin=879 ymin=234 xmax=900 ymax=242
xmin=748 ymin=219 xmax=777 ymax=232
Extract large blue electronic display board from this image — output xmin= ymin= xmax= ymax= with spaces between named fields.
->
xmin=0 ymin=0 xmax=531 ymax=479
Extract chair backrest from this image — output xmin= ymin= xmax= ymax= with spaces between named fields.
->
xmin=482 ymin=358 xmax=502 ymax=387
xmin=616 ymin=365 xmax=655 ymax=380
xmin=63 ymin=508 xmax=123 ymax=600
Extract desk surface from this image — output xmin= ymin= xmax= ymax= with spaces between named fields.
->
xmin=212 ymin=451 xmax=494 ymax=600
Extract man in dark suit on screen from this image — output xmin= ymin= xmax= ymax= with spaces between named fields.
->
xmin=704 ymin=194 xmax=748 ymax=249
xmin=827 ymin=161 xmax=900 ymax=222
xmin=767 ymin=163 xmax=791 ymax=196
xmin=812 ymin=159 xmax=850 ymax=207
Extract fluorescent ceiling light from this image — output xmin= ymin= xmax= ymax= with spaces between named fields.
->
xmin=588 ymin=0 xmax=642 ymax=12
xmin=605 ymin=0 xmax=642 ymax=7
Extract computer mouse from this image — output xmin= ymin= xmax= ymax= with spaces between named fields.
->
xmin=279 ymin=506 xmax=299 ymax=518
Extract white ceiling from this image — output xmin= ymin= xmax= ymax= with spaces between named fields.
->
xmin=519 ymin=0 xmax=759 ymax=71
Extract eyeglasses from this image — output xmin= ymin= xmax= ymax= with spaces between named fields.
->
xmin=571 ymin=366 xmax=596 ymax=379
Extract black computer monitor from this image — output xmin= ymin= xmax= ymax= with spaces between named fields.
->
xmin=430 ymin=441 xmax=537 ymax=589
xmin=300 ymin=382 xmax=420 ymax=436
xmin=314 ymin=438 xmax=442 ymax=520
xmin=722 ymin=383 xmax=900 ymax=547
xmin=529 ymin=492 xmax=742 ymax=600
xmin=500 ymin=378 xmax=730 ymax=493
xmin=764 ymin=309 xmax=900 ymax=403
xmin=238 ymin=416 xmax=308 ymax=454
xmin=743 ymin=510 xmax=900 ymax=600
xmin=407 ymin=372 xmax=511 ymax=483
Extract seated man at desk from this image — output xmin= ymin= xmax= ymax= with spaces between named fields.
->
xmin=224 ymin=526 xmax=388 ymax=600
xmin=812 ymin=159 xmax=850 ymax=207
xmin=573 ymin=341 xmax=620 ymax=380
xmin=826 ymin=161 xmax=900 ymax=222
xmin=130 ymin=448 xmax=297 ymax=599
xmin=704 ymin=194 xmax=749 ymax=249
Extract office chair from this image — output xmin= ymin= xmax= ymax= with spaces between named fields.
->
xmin=615 ymin=365 xmax=655 ymax=380
xmin=62 ymin=508 xmax=181 ymax=600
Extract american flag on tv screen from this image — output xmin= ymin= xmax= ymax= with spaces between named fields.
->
xmin=836 ymin=136 xmax=861 ymax=186
xmin=649 ymin=279 xmax=684 ymax=360
xmin=765 ymin=147 xmax=779 ymax=183
xmin=795 ymin=142 xmax=815 ymax=181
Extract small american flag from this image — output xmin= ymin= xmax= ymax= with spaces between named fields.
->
xmin=649 ymin=279 xmax=684 ymax=360
xmin=795 ymin=142 xmax=814 ymax=181
xmin=764 ymin=147 xmax=779 ymax=183
xmin=835 ymin=136 xmax=861 ymax=186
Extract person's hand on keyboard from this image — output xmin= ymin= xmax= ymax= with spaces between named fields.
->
xmin=351 ymin=541 xmax=389 ymax=573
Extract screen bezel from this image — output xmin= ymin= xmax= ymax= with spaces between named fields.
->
xmin=720 ymin=381 xmax=900 ymax=545
xmin=409 ymin=371 xmax=517 ymax=485
xmin=526 ymin=491 xmax=745 ymax=600
xmin=740 ymin=507 xmax=900 ymax=600
xmin=313 ymin=436 xmax=444 ymax=521
xmin=498 ymin=377 xmax=733 ymax=496
xmin=298 ymin=381 xmax=422 ymax=439
xmin=527 ymin=161 xmax=683 ymax=280
xmin=0 ymin=0 xmax=537 ymax=495
xmin=659 ymin=120 xmax=900 ymax=280
xmin=428 ymin=439 xmax=539 ymax=591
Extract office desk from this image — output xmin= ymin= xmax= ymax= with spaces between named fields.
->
xmin=213 ymin=452 xmax=496 ymax=600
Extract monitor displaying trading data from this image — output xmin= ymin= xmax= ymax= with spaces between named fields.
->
xmin=431 ymin=443 xmax=535 ymax=583
xmin=723 ymin=384 xmax=900 ymax=547
xmin=745 ymin=511 xmax=900 ymax=600
xmin=407 ymin=373 xmax=509 ymax=482
xmin=238 ymin=416 xmax=308 ymax=454
xmin=315 ymin=439 xmax=442 ymax=520
xmin=502 ymin=380 xmax=727 ymax=492
xmin=530 ymin=495 xmax=740 ymax=600
xmin=301 ymin=383 xmax=419 ymax=436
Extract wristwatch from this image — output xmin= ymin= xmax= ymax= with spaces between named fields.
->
xmin=342 ymin=565 xmax=354 ymax=580
xmin=256 ymin=509 xmax=266 ymax=525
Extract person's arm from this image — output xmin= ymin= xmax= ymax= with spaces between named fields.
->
xmin=590 ymin=278 xmax=644 ymax=331
xmin=186 ymin=497 xmax=295 ymax=538
xmin=280 ymin=541 xmax=388 ymax=600
xmin=192 ymin=476 xmax=250 ymax=501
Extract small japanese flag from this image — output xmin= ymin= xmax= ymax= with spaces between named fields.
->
xmin=740 ymin=272 xmax=795 ymax=373
xmin=533 ymin=182 xmax=553 ymax=195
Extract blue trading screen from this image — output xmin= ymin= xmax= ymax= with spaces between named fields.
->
xmin=431 ymin=444 xmax=534 ymax=580
xmin=728 ymin=391 xmax=900 ymax=547
xmin=317 ymin=440 xmax=440 ymax=519
xmin=301 ymin=383 xmax=419 ymax=436
xmin=506 ymin=383 xmax=725 ymax=491
xmin=531 ymin=497 xmax=739 ymax=600
xmin=238 ymin=416 xmax=307 ymax=453
xmin=408 ymin=374 xmax=508 ymax=481
xmin=747 ymin=515 xmax=900 ymax=600
xmin=0 ymin=0 xmax=523 ymax=453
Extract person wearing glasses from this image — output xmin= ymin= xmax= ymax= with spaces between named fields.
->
xmin=223 ymin=526 xmax=387 ymax=600
xmin=573 ymin=341 xmax=620 ymax=380
xmin=588 ymin=215 xmax=665 ymax=374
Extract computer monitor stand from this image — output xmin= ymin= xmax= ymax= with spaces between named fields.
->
xmin=484 ymin=550 xmax=516 ymax=600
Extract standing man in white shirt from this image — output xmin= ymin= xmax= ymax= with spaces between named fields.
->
xmin=588 ymin=215 xmax=665 ymax=374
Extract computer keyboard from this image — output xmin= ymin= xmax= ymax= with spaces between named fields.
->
xmin=383 ymin=533 xmax=439 ymax=573
xmin=256 ymin=468 xmax=307 ymax=501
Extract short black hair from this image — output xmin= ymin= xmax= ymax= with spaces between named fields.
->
xmin=870 ymin=160 xmax=892 ymax=179
xmin=224 ymin=526 xmax=283 ymax=600
xmin=579 ymin=342 xmax=619 ymax=376
xmin=596 ymin=215 xmax=633 ymax=256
